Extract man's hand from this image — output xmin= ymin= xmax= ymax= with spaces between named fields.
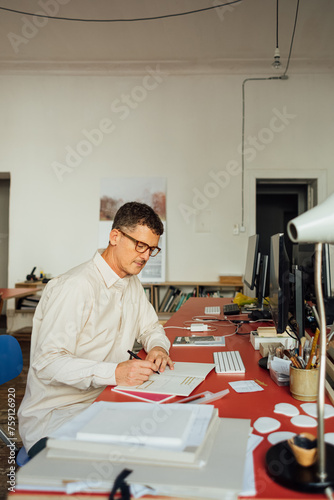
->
xmin=115 ymin=359 xmax=158 ymax=386
xmin=145 ymin=346 xmax=174 ymax=373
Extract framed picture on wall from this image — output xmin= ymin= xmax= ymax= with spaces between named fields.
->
xmin=99 ymin=177 xmax=166 ymax=283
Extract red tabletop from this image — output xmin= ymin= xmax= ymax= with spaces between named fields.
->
xmin=97 ymin=297 xmax=334 ymax=500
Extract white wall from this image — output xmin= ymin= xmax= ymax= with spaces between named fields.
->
xmin=0 ymin=70 xmax=333 ymax=286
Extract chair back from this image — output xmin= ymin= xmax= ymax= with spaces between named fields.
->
xmin=0 ymin=335 xmax=23 ymax=385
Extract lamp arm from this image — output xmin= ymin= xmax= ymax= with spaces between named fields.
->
xmin=315 ymin=242 xmax=327 ymax=482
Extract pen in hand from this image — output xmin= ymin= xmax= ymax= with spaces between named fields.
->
xmin=127 ymin=350 xmax=160 ymax=375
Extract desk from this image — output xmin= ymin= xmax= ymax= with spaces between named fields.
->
xmin=0 ymin=288 xmax=41 ymax=301
xmin=11 ymin=297 xmax=334 ymax=500
xmin=97 ymin=297 xmax=334 ymax=500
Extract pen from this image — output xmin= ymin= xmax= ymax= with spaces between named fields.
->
xmin=127 ymin=350 xmax=160 ymax=375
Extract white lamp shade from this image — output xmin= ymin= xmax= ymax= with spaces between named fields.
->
xmin=287 ymin=193 xmax=334 ymax=244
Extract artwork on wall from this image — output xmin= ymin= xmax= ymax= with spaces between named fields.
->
xmin=99 ymin=177 xmax=166 ymax=282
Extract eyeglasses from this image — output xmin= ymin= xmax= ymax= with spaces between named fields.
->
xmin=119 ymin=230 xmax=161 ymax=257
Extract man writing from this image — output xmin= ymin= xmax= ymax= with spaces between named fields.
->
xmin=18 ymin=202 xmax=173 ymax=457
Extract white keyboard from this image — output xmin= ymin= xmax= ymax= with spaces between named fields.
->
xmin=204 ymin=306 xmax=221 ymax=315
xmin=213 ymin=351 xmax=246 ymax=374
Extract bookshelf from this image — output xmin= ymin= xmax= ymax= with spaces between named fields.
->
xmin=10 ymin=279 xmax=244 ymax=327
xmin=143 ymin=278 xmax=243 ymax=319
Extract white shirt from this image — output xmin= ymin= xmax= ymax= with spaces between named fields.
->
xmin=18 ymin=252 xmax=170 ymax=452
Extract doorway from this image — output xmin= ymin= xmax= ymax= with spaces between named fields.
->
xmin=0 ymin=174 xmax=10 ymax=321
xmin=256 ymin=179 xmax=317 ymax=264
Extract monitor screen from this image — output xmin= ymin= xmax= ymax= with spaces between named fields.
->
xmin=293 ymin=243 xmax=334 ymax=301
xmin=257 ymin=255 xmax=268 ymax=309
xmin=243 ymin=234 xmax=260 ymax=290
xmin=269 ymin=233 xmax=290 ymax=334
xmin=322 ymin=243 xmax=334 ymax=299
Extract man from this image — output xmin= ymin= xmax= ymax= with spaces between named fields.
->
xmin=18 ymin=202 xmax=173 ymax=457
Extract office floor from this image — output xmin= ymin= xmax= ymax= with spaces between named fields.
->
xmin=0 ymin=317 xmax=31 ymax=500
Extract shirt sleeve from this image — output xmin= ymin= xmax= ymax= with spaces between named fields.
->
xmin=135 ymin=282 xmax=171 ymax=354
xmin=31 ymin=279 xmax=118 ymax=389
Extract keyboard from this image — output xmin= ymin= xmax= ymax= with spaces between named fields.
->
xmin=204 ymin=306 xmax=221 ymax=315
xmin=213 ymin=351 xmax=246 ymax=374
xmin=223 ymin=303 xmax=240 ymax=315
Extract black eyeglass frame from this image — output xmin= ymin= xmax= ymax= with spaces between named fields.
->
xmin=118 ymin=230 xmax=161 ymax=257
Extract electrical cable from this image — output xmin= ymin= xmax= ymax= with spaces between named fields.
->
xmin=240 ymin=0 xmax=300 ymax=228
xmin=241 ymin=76 xmax=281 ymax=228
xmin=0 ymin=1 xmax=244 ymax=23
xmin=282 ymin=0 xmax=300 ymax=77
xmin=275 ymin=0 xmax=279 ymax=50
xmin=163 ymin=326 xmax=189 ymax=330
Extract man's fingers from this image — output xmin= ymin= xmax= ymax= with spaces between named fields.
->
xmin=115 ymin=359 xmax=158 ymax=386
xmin=146 ymin=352 xmax=174 ymax=373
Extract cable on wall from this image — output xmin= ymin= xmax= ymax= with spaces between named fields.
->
xmin=0 ymin=0 xmax=243 ymax=22
xmin=240 ymin=0 xmax=300 ymax=230
xmin=281 ymin=0 xmax=300 ymax=77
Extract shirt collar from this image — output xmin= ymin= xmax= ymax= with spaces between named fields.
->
xmin=93 ymin=251 xmax=130 ymax=290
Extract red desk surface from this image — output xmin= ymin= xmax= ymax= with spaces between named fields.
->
xmin=97 ymin=297 xmax=334 ymax=500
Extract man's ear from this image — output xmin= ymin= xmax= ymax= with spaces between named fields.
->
xmin=109 ymin=228 xmax=120 ymax=247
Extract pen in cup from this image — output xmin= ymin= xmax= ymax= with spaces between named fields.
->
xmin=127 ymin=349 xmax=160 ymax=375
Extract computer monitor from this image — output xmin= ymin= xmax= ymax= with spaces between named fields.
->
xmin=291 ymin=265 xmax=305 ymax=338
xmin=257 ymin=254 xmax=268 ymax=309
xmin=293 ymin=243 xmax=334 ymax=324
xmin=322 ymin=243 xmax=334 ymax=298
xmin=243 ymin=234 xmax=260 ymax=290
xmin=268 ymin=233 xmax=290 ymax=334
xmin=323 ymin=243 xmax=334 ymax=324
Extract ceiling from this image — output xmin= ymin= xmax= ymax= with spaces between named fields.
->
xmin=0 ymin=0 xmax=333 ymax=74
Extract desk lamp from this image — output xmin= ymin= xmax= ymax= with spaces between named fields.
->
xmin=265 ymin=193 xmax=334 ymax=493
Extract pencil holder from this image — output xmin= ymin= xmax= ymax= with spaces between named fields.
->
xmin=289 ymin=366 xmax=319 ymax=401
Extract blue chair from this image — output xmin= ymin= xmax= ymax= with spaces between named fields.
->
xmin=0 ymin=334 xmax=23 ymax=385
xmin=0 ymin=334 xmax=30 ymax=466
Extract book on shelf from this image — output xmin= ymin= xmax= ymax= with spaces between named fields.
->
xmin=173 ymin=335 xmax=226 ymax=347
xmin=115 ymin=361 xmax=215 ymax=397
xmin=163 ymin=287 xmax=181 ymax=312
xmin=143 ymin=286 xmax=151 ymax=302
xmin=158 ymin=285 xmax=176 ymax=312
xmin=153 ymin=285 xmax=159 ymax=310
xmin=16 ymin=296 xmax=40 ymax=309
xmin=165 ymin=288 xmax=181 ymax=312
xmin=175 ymin=292 xmax=187 ymax=311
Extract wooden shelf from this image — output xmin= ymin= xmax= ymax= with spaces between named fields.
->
xmin=142 ymin=279 xmax=243 ymax=317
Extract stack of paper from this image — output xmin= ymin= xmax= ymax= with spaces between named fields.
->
xmin=46 ymin=401 xmax=218 ymax=468
xmin=16 ymin=407 xmax=252 ymax=500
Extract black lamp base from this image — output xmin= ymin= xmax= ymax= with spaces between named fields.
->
xmin=266 ymin=441 xmax=334 ymax=493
